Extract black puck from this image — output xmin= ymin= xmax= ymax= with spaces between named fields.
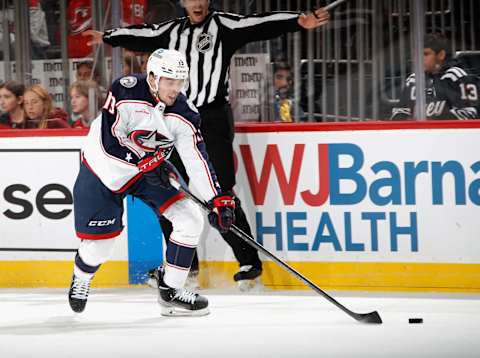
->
xmin=408 ymin=318 xmax=423 ymax=324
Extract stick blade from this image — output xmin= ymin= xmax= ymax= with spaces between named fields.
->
xmin=354 ymin=311 xmax=383 ymax=324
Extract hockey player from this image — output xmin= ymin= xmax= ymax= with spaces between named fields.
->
xmin=68 ymin=48 xmax=235 ymax=316
xmin=83 ymin=0 xmax=330 ymax=290
xmin=391 ymin=33 xmax=479 ymax=120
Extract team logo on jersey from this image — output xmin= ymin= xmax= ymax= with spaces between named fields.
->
xmin=120 ymin=76 xmax=138 ymax=88
xmin=196 ymin=32 xmax=214 ymax=53
xmin=129 ymin=130 xmax=173 ymax=152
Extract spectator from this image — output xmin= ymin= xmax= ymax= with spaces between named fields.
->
xmin=0 ymin=1 xmax=50 ymax=60
xmin=68 ymin=0 xmax=147 ymax=58
xmin=75 ymin=60 xmax=107 ymax=99
xmin=273 ymin=62 xmax=305 ymax=122
xmin=0 ymin=80 xmax=27 ymax=129
xmin=24 ymin=84 xmax=70 ymax=129
xmin=140 ymin=52 xmax=151 ymax=73
xmin=67 ymin=0 xmax=93 ymax=58
xmin=122 ymin=0 xmax=147 ymax=26
xmin=75 ymin=60 xmax=101 ymax=83
xmin=123 ymin=50 xmax=142 ymax=75
xmin=69 ymin=80 xmax=102 ymax=128
xmin=29 ymin=0 xmax=51 ymax=59
xmin=391 ymin=33 xmax=480 ymax=120
xmin=145 ymin=0 xmax=177 ymax=23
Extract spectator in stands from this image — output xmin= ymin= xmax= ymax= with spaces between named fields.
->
xmin=68 ymin=0 xmax=147 ymax=58
xmin=0 ymin=80 xmax=27 ymax=129
xmin=29 ymin=0 xmax=51 ymax=59
xmin=75 ymin=60 xmax=107 ymax=99
xmin=75 ymin=60 xmax=101 ymax=83
xmin=145 ymin=0 xmax=178 ymax=23
xmin=140 ymin=52 xmax=151 ymax=72
xmin=123 ymin=50 xmax=142 ymax=75
xmin=24 ymin=85 xmax=70 ymax=129
xmin=0 ymin=1 xmax=51 ymax=60
xmin=273 ymin=62 xmax=305 ymax=122
xmin=69 ymin=80 xmax=103 ymax=128
xmin=391 ymin=33 xmax=479 ymax=120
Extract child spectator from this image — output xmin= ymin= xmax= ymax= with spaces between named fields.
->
xmin=69 ymin=80 xmax=102 ymax=128
xmin=0 ymin=81 xmax=28 ymax=129
xmin=75 ymin=60 xmax=101 ymax=83
xmin=24 ymin=85 xmax=70 ymax=129
xmin=273 ymin=62 xmax=306 ymax=122
xmin=391 ymin=33 xmax=479 ymax=120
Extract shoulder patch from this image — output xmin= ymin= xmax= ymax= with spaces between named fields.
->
xmin=120 ymin=76 xmax=138 ymax=88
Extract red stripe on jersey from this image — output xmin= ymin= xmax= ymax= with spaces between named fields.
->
xmin=158 ymin=192 xmax=186 ymax=214
xmin=76 ymin=229 xmax=123 ymax=240
xmin=165 ymin=261 xmax=190 ymax=271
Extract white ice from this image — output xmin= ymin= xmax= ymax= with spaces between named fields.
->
xmin=0 ymin=288 xmax=479 ymax=358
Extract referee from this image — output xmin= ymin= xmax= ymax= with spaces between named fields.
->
xmin=85 ymin=0 xmax=329 ymax=289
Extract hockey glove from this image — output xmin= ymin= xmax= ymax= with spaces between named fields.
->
xmin=207 ymin=193 xmax=236 ymax=233
xmin=137 ymin=148 xmax=169 ymax=173
xmin=143 ymin=160 xmax=179 ymax=189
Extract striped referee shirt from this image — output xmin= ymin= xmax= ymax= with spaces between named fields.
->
xmin=103 ymin=11 xmax=303 ymax=109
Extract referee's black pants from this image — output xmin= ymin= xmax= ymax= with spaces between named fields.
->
xmin=159 ymin=102 xmax=262 ymax=273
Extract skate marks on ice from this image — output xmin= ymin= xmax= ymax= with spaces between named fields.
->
xmin=0 ymin=288 xmax=479 ymax=358
xmin=0 ymin=289 xmax=187 ymax=336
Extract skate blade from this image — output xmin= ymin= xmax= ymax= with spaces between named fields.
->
xmin=237 ymin=278 xmax=263 ymax=292
xmin=160 ymin=305 xmax=210 ymax=317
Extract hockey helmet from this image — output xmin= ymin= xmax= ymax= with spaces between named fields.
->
xmin=146 ymin=49 xmax=189 ymax=94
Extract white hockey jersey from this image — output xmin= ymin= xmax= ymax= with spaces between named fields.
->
xmin=82 ymin=74 xmax=220 ymax=202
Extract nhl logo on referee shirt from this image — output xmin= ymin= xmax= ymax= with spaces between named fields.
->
xmin=196 ymin=32 xmax=214 ymax=53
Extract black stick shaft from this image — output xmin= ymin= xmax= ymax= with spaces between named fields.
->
xmin=227 ymin=224 xmax=361 ymax=320
xmin=170 ymin=178 xmax=381 ymax=323
xmin=324 ymin=0 xmax=349 ymax=11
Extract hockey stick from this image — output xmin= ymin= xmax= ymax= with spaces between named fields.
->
xmin=312 ymin=0 xmax=349 ymax=16
xmin=324 ymin=0 xmax=350 ymax=11
xmin=169 ymin=178 xmax=382 ymax=324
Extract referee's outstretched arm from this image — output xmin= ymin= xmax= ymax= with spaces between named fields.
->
xmin=84 ymin=8 xmax=329 ymax=53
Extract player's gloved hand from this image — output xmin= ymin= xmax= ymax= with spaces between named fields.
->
xmin=137 ymin=148 xmax=169 ymax=173
xmin=143 ymin=160 xmax=178 ymax=188
xmin=207 ymin=193 xmax=236 ymax=233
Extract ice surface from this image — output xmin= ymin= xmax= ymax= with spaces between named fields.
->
xmin=0 ymin=288 xmax=479 ymax=357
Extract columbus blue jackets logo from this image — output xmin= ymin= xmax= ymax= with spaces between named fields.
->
xmin=196 ymin=32 xmax=214 ymax=53
xmin=128 ymin=130 xmax=173 ymax=152
xmin=120 ymin=76 xmax=138 ymax=88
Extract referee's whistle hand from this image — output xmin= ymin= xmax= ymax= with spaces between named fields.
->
xmin=83 ymin=30 xmax=104 ymax=46
xmin=298 ymin=8 xmax=330 ymax=29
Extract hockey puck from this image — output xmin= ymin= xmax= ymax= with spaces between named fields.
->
xmin=408 ymin=318 xmax=423 ymax=324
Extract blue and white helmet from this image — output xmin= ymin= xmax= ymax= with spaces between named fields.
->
xmin=146 ymin=49 xmax=189 ymax=93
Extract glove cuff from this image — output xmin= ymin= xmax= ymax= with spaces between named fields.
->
xmin=211 ymin=194 xmax=235 ymax=209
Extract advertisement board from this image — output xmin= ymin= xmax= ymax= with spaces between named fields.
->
xmin=1 ymin=122 xmax=479 ymax=291
xmin=198 ymin=122 xmax=480 ymax=291
xmin=0 ymin=133 xmax=128 ymax=287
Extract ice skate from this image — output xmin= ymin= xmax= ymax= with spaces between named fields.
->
xmin=147 ymin=268 xmax=200 ymax=291
xmin=151 ymin=267 xmax=209 ymax=316
xmin=233 ymin=265 xmax=262 ymax=292
xmin=68 ymin=274 xmax=92 ymax=313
